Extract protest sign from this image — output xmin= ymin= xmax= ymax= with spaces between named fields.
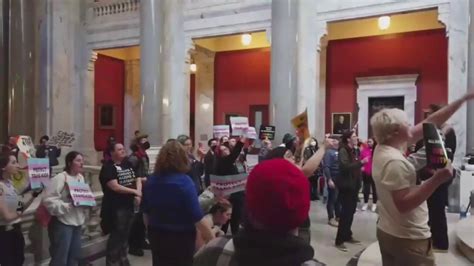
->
xmin=246 ymin=127 xmax=258 ymax=139
xmin=423 ymin=123 xmax=448 ymax=169
xmin=230 ymin=117 xmax=249 ymax=136
xmin=210 ymin=174 xmax=248 ymax=197
xmin=49 ymin=131 xmax=76 ymax=147
xmin=259 ymin=125 xmax=276 ymax=140
xmin=291 ymin=109 xmax=310 ymax=141
xmin=213 ymin=125 xmax=231 ymax=139
xmin=16 ymin=136 xmax=36 ymax=168
xmin=27 ymin=158 xmax=50 ymax=189
xmin=68 ymin=181 xmax=96 ymax=207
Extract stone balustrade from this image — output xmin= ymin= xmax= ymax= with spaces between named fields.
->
xmin=91 ymin=0 xmax=140 ymax=18
xmin=21 ymin=165 xmax=105 ymax=265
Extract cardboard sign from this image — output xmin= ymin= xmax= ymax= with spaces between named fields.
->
xmin=27 ymin=158 xmax=50 ymax=189
xmin=259 ymin=126 xmax=276 ymax=140
xmin=291 ymin=109 xmax=310 ymax=141
xmin=68 ymin=181 xmax=96 ymax=207
xmin=16 ymin=136 xmax=36 ymax=168
xmin=423 ymin=123 xmax=448 ymax=169
xmin=246 ymin=127 xmax=258 ymax=139
xmin=213 ymin=125 xmax=231 ymax=139
xmin=210 ymin=174 xmax=248 ymax=197
xmin=230 ymin=117 xmax=249 ymax=136
xmin=49 ymin=131 xmax=76 ymax=147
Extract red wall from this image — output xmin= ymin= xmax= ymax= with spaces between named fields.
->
xmin=94 ymin=54 xmax=125 ymax=151
xmin=214 ymin=48 xmax=270 ymax=124
xmin=326 ymin=29 xmax=448 ymax=133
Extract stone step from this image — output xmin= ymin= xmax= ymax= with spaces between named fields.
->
xmin=456 ymin=216 xmax=474 ymax=263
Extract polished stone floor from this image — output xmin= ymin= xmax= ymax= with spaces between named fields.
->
xmin=92 ymin=201 xmax=471 ymax=266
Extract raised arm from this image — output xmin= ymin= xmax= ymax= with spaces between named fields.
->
xmin=409 ymin=92 xmax=474 ymax=144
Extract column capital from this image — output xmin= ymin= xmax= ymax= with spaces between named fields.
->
xmin=316 ymin=20 xmax=328 ymax=52
xmin=437 ymin=2 xmax=450 ymax=37
xmin=88 ymin=51 xmax=98 ymax=71
xmin=185 ymin=35 xmax=195 ymax=62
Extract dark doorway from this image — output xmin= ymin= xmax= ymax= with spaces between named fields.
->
xmin=368 ymin=96 xmax=404 ymax=137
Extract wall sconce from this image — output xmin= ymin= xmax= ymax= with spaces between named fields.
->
xmin=378 ymin=16 xmax=391 ymax=30
xmin=201 ymin=103 xmax=210 ymax=110
xmin=162 ymin=98 xmax=169 ymax=106
xmin=241 ymin=33 xmax=252 ymax=46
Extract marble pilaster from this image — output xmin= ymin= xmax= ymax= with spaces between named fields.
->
xmin=270 ymin=0 xmax=320 ymax=143
xmin=8 ymin=0 xmax=36 ymax=137
xmin=467 ymin=0 xmax=474 ymax=155
xmin=124 ymin=59 xmax=141 ymax=151
xmin=81 ymin=51 xmax=99 ymax=164
xmin=194 ymin=46 xmax=215 ymax=147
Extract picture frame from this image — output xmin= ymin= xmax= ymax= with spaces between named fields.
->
xmin=98 ymin=104 xmax=116 ymax=129
xmin=332 ymin=112 xmax=352 ymax=135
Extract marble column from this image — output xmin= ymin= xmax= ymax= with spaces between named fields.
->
xmin=194 ymin=46 xmax=215 ymax=147
xmin=161 ymin=0 xmax=188 ymax=140
xmin=81 ymin=51 xmax=99 ymax=164
xmin=0 ymin=0 xmax=8 ymax=141
xmin=140 ymin=0 xmax=163 ymax=145
xmin=467 ymin=0 xmax=474 ymax=155
xmin=8 ymin=0 xmax=36 ymax=137
xmin=140 ymin=0 xmax=188 ymax=145
xmin=124 ymin=59 xmax=141 ymax=151
xmin=270 ymin=0 xmax=319 ymax=143
xmin=440 ymin=1 xmax=470 ymax=164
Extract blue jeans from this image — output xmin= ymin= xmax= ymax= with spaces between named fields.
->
xmin=327 ymin=187 xmax=341 ymax=220
xmin=48 ymin=218 xmax=82 ymax=266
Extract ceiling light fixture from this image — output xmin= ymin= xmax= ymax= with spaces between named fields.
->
xmin=378 ymin=16 xmax=391 ymax=30
xmin=241 ymin=33 xmax=252 ymax=46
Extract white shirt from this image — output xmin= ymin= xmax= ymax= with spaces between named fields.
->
xmin=43 ymin=172 xmax=87 ymax=226
xmin=0 ymin=180 xmax=21 ymax=226
xmin=372 ymin=145 xmax=431 ymax=239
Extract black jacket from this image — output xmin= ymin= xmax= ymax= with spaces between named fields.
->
xmin=187 ymin=154 xmax=204 ymax=194
xmin=204 ymin=151 xmax=216 ymax=187
xmin=215 ymin=142 xmax=244 ymax=176
xmin=36 ymin=145 xmax=61 ymax=167
xmin=336 ymin=145 xmax=362 ymax=192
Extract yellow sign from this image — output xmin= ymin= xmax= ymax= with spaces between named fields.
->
xmin=291 ymin=109 xmax=310 ymax=141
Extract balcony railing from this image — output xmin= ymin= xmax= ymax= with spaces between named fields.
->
xmin=92 ymin=0 xmax=140 ymax=18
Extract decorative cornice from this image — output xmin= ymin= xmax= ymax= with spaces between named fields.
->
xmin=88 ymin=51 xmax=98 ymax=71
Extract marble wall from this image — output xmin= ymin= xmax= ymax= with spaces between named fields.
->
xmin=0 ymin=0 xmax=7 ymax=142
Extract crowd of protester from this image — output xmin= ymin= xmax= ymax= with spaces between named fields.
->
xmin=0 ymin=91 xmax=473 ymax=266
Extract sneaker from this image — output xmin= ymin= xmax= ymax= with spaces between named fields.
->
xmin=433 ymin=248 xmax=449 ymax=253
xmin=328 ymin=218 xmax=339 ymax=227
xmin=371 ymin=204 xmax=377 ymax=212
xmin=347 ymin=238 xmax=362 ymax=245
xmin=361 ymin=203 xmax=368 ymax=211
xmin=336 ymin=244 xmax=348 ymax=252
xmin=128 ymin=248 xmax=144 ymax=257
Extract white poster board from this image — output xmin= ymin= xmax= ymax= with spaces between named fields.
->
xmin=230 ymin=117 xmax=249 ymax=136
xmin=213 ymin=125 xmax=230 ymax=139
xmin=246 ymin=127 xmax=258 ymax=139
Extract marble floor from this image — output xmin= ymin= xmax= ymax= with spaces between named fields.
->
xmin=91 ymin=201 xmax=471 ymax=266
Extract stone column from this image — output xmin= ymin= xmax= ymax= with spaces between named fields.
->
xmin=161 ymin=0 xmax=188 ymax=140
xmin=270 ymin=0 xmax=319 ymax=143
xmin=8 ymin=0 xmax=36 ymax=137
xmin=0 ymin=0 xmax=8 ymax=141
xmin=82 ymin=51 xmax=99 ymax=164
xmin=124 ymin=59 xmax=141 ymax=151
xmin=140 ymin=0 xmax=188 ymax=144
xmin=140 ymin=0 xmax=163 ymax=145
xmin=467 ymin=0 xmax=474 ymax=155
xmin=194 ymin=46 xmax=216 ymax=147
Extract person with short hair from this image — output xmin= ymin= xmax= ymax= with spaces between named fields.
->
xmin=0 ymin=153 xmax=38 ymax=265
xmin=204 ymin=138 xmax=218 ymax=188
xmin=177 ymin=135 xmax=205 ymax=194
xmin=360 ymin=138 xmax=377 ymax=212
xmin=142 ymin=140 xmax=214 ymax=266
xmin=99 ymin=142 xmax=142 ymax=266
xmin=36 ymin=135 xmax=62 ymax=169
xmin=323 ymin=137 xmax=341 ymax=227
xmin=43 ymin=151 xmax=88 ymax=266
xmin=193 ymin=159 xmax=323 ymax=266
xmin=371 ymin=91 xmax=474 ymax=266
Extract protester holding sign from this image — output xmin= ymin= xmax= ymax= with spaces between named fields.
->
xmin=99 ymin=143 xmax=141 ymax=266
xmin=43 ymin=151 xmax=93 ymax=266
xmin=0 ymin=153 xmax=39 ymax=266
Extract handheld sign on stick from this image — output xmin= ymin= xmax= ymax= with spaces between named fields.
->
xmin=423 ymin=123 xmax=448 ymax=169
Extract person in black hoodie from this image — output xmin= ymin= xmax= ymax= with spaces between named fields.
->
xmin=204 ymin=138 xmax=218 ymax=188
xmin=194 ymin=159 xmax=324 ymax=266
xmin=214 ymin=136 xmax=246 ymax=235
xmin=335 ymin=130 xmax=368 ymax=252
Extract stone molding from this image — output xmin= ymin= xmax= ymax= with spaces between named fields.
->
xmin=356 ymin=74 xmax=419 ymax=141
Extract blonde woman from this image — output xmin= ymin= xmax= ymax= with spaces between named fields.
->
xmin=371 ymin=92 xmax=474 ymax=265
